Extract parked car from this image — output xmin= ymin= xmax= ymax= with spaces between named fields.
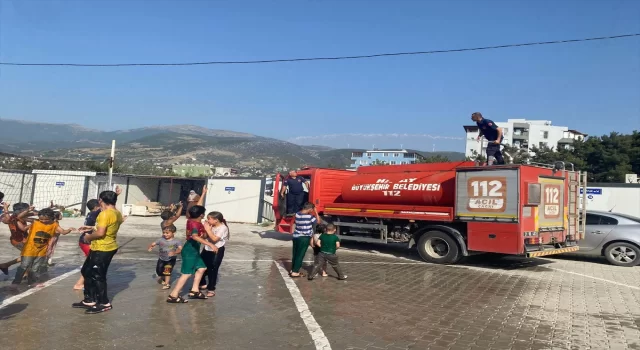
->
xmin=571 ymin=211 xmax=640 ymax=266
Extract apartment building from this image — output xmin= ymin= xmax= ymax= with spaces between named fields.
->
xmin=350 ymin=149 xmax=425 ymax=169
xmin=463 ymin=119 xmax=587 ymax=158
xmin=172 ymin=164 xmax=239 ymax=177
xmin=172 ymin=164 xmax=214 ymax=177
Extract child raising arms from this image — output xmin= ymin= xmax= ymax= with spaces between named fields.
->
xmin=0 ymin=202 xmax=32 ymax=275
xmin=12 ymin=208 xmax=75 ymax=288
xmin=167 ymin=186 xmax=215 ymax=303
xmin=160 ymin=202 xmax=183 ymax=230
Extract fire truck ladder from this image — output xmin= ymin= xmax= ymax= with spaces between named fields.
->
xmin=568 ymin=170 xmax=588 ymax=241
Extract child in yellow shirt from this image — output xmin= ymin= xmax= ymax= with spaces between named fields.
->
xmin=12 ymin=208 xmax=75 ymax=287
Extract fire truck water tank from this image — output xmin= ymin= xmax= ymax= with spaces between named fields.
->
xmin=340 ymin=170 xmax=457 ymax=206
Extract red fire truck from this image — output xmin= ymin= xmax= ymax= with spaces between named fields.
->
xmin=272 ymin=161 xmax=587 ymax=264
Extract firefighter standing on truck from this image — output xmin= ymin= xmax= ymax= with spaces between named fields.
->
xmin=471 ymin=112 xmax=505 ymax=165
xmin=280 ymin=170 xmax=310 ymax=215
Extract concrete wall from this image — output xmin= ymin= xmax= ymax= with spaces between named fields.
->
xmin=581 ymin=184 xmax=640 ymax=218
xmin=159 ymin=181 xmax=182 ymax=205
xmin=205 ymin=177 xmax=265 ymax=224
xmin=97 ymin=176 xmax=159 ymax=210
xmin=91 ymin=175 xmax=159 ymax=211
xmin=89 ymin=176 xmax=205 ymax=212
xmin=126 ymin=178 xmax=160 ymax=204
xmin=90 ymin=175 xmax=130 ymax=212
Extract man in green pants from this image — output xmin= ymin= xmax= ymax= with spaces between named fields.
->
xmin=288 ymin=202 xmax=320 ymax=278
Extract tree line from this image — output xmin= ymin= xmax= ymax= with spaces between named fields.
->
xmin=467 ymin=131 xmax=639 ymax=183
xmin=358 ymin=131 xmax=639 ymax=183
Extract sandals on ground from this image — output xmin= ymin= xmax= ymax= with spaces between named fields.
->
xmin=166 ymin=295 xmax=188 ymax=303
xmin=188 ymin=291 xmax=208 ymax=299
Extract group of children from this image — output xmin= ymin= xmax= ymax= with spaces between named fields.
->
xmin=0 ymin=188 xmax=129 ymax=314
xmin=0 ymin=185 xmax=229 ymax=304
xmin=0 ymin=188 xmax=345 ymax=306
xmin=148 ymin=186 xmax=230 ymax=303
xmin=0 ymin=192 xmax=78 ymax=287
xmin=149 ymin=196 xmax=346 ymax=297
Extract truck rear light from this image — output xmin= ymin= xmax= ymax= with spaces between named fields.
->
xmin=525 ymin=237 xmax=541 ymax=245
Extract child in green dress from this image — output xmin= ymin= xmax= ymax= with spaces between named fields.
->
xmin=167 ymin=187 xmax=215 ymax=303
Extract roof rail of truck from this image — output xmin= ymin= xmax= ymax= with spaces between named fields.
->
xmin=528 ymin=161 xmax=575 ymax=172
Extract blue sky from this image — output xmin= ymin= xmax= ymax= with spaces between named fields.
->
xmin=0 ymin=0 xmax=638 ymax=152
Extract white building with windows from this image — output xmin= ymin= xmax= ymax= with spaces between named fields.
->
xmin=350 ymin=149 xmax=425 ymax=169
xmin=463 ymin=119 xmax=587 ymax=158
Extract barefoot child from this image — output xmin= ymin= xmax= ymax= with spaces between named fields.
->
xmin=12 ymin=208 xmax=75 ymax=287
xmin=167 ymin=186 xmax=216 ymax=303
xmin=149 ymin=224 xmax=182 ymax=290
xmin=308 ymin=224 xmax=347 ymax=281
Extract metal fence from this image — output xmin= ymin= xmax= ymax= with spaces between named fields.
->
xmin=261 ymin=196 xmax=276 ymax=222
xmin=0 ymin=169 xmax=95 ymax=213
xmin=0 ymin=169 xmax=36 ymax=206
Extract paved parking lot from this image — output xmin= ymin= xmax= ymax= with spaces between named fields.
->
xmin=0 ymin=218 xmax=639 ymax=349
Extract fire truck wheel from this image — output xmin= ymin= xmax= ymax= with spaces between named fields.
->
xmin=417 ymin=231 xmax=461 ymax=264
xmin=604 ymin=242 xmax=640 ymax=267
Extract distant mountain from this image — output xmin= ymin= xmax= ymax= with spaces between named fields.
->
xmin=0 ymin=118 xmax=253 ymax=151
xmin=0 ymin=118 xmax=465 ymax=172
